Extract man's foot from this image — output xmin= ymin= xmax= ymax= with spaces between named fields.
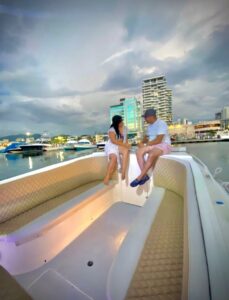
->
xmin=130 ymin=178 xmax=141 ymax=187
xmin=139 ymin=175 xmax=150 ymax=185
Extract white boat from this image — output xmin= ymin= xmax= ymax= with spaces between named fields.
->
xmin=64 ymin=140 xmax=78 ymax=150
xmin=217 ymin=130 xmax=229 ymax=140
xmin=0 ymin=149 xmax=229 ymax=299
xmin=42 ymin=143 xmax=63 ymax=151
xmin=75 ymin=138 xmax=97 ymax=151
xmin=96 ymin=140 xmax=107 ymax=150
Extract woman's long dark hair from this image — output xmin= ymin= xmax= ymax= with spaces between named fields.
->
xmin=110 ymin=115 xmax=123 ymax=138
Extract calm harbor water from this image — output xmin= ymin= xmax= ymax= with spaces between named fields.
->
xmin=0 ymin=142 xmax=228 ymax=182
xmin=185 ymin=142 xmax=229 ymax=182
xmin=0 ymin=149 xmax=95 ymax=181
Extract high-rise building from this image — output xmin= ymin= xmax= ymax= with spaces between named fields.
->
xmin=221 ymin=106 xmax=229 ymax=129
xmin=109 ymin=97 xmax=142 ymax=136
xmin=221 ymin=106 xmax=229 ymax=119
xmin=142 ymin=76 xmax=172 ymax=128
xmin=215 ymin=112 xmax=222 ymax=120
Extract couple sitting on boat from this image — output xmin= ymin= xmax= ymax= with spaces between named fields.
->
xmin=104 ymin=108 xmax=172 ymax=186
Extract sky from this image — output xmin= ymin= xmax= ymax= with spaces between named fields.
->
xmin=0 ymin=0 xmax=229 ymax=137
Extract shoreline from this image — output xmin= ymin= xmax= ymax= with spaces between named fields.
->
xmin=172 ymin=139 xmax=229 ymax=144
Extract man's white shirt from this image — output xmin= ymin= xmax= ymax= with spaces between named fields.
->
xmin=147 ymin=119 xmax=171 ymax=145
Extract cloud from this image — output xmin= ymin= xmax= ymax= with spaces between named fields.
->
xmin=173 ymin=78 xmax=229 ymax=120
xmin=101 ymin=48 xmax=133 ymax=65
xmin=0 ymin=0 xmax=229 ymax=136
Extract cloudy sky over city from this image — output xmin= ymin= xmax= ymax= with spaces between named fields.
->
xmin=0 ymin=0 xmax=229 ymax=136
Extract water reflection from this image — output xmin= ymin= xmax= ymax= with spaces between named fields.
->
xmin=5 ymin=154 xmax=20 ymax=161
xmin=22 ymin=152 xmax=43 ymax=158
xmin=56 ymin=151 xmax=65 ymax=162
xmin=28 ymin=156 xmax=33 ymax=169
xmin=0 ymin=149 xmax=97 ymax=181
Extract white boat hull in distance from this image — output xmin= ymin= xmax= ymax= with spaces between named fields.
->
xmin=64 ymin=140 xmax=78 ymax=150
xmin=217 ymin=130 xmax=229 ymax=140
xmin=75 ymin=138 xmax=97 ymax=151
xmin=75 ymin=144 xmax=97 ymax=150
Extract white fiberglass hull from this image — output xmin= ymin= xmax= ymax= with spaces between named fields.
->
xmin=75 ymin=145 xmax=97 ymax=151
xmin=0 ymin=151 xmax=228 ymax=300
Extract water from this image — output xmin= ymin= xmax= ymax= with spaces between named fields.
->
xmin=185 ymin=142 xmax=229 ymax=182
xmin=0 ymin=149 xmax=95 ymax=181
xmin=0 ymin=142 xmax=228 ymax=182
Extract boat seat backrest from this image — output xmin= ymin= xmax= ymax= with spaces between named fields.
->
xmin=0 ymin=156 xmax=107 ymax=223
xmin=153 ymin=157 xmax=187 ymax=197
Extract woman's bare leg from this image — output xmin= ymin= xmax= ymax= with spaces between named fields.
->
xmin=118 ymin=146 xmax=129 ymax=180
xmin=103 ymin=154 xmax=117 ymax=185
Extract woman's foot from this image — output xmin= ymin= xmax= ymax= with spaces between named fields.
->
xmin=103 ymin=176 xmax=110 ymax=185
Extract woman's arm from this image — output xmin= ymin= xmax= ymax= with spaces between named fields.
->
xmin=109 ymin=132 xmax=130 ymax=149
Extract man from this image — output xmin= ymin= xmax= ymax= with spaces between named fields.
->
xmin=130 ymin=108 xmax=172 ymax=187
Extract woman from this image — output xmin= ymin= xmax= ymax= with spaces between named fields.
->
xmin=104 ymin=115 xmax=130 ymax=185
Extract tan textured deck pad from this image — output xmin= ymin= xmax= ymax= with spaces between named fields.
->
xmin=0 ymin=181 xmax=101 ymax=235
xmin=126 ymin=190 xmax=184 ymax=300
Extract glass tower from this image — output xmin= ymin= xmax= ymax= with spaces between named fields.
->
xmin=109 ymin=97 xmax=142 ymax=136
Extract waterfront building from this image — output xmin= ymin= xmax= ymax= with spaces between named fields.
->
xmin=109 ymin=97 xmax=142 ymax=136
xmin=26 ymin=137 xmax=35 ymax=143
xmin=142 ymin=76 xmax=172 ymax=128
xmin=194 ymin=120 xmax=221 ymax=137
xmin=95 ymin=134 xmax=108 ymax=144
xmin=169 ymin=124 xmax=195 ymax=140
xmin=0 ymin=139 xmax=9 ymax=147
xmin=174 ymin=118 xmax=190 ymax=125
xmin=16 ymin=138 xmax=25 ymax=142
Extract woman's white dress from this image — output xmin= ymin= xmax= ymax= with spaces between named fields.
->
xmin=105 ymin=127 xmax=120 ymax=157
xmin=105 ymin=127 xmax=127 ymax=168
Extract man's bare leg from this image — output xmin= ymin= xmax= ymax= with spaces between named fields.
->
xmin=136 ymin=148 xmax=163 ymax=180
xmin=136 ymin=147 xmax=149 ymax=171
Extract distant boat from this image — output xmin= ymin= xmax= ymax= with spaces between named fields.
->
xmin=42 ymin=143 xmax=63 ymax=151
xmin=96 ymin=140 xmax=107 ymax=150
xmin=19 ymin=144 xmax=44 ymax=154
xmin=64 ymin=140 xmax=78 ymax=150
xmin=75 ymin=139 xmax=96 ymax=151
xmin=2 ymin=142 xmax=25 ymax=154
xmin=217 ymin=130 xmax=229 ymax=140
xmin=96 ymin=134 xmax=108 ymax=150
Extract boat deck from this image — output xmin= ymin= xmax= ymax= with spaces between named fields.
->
xmin=15 ymin=202 xmax=140 ymax=300
xmin=125 ymin=190 xmax=184 ymax=300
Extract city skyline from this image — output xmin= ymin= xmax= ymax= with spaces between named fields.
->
xmin=0 ymin=0 xmax=229 ymax=136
